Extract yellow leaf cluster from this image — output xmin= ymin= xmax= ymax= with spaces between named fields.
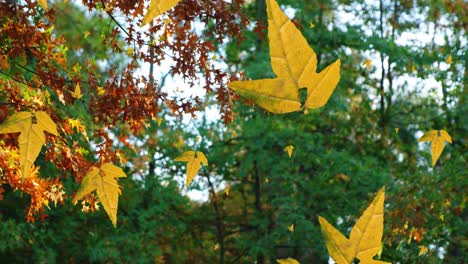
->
xmin=174 ymin=150 xmax=208 ymax=187
xmin=318 ymin=188 xmax=391 ymax=264
xmin=0 ymin=111 xmax=58 ymax=178
xmin=418 ymin=130 xmax=452 ymax=166
xmin=73 ymin=163 xmax=127 ymax=227
xmin=228 ymin=0 xmax=340 ymax=114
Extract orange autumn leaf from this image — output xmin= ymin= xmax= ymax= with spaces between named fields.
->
xmin=228 ymin=0 xmax=340 ymax=114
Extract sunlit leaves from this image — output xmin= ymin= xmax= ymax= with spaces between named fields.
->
xmin=0 ymin=111 xmax=58 ymax=178
xmin=418 ymin=130 xmax=452 ymax=166
xmin=175 ymin=150 xmax=208 ymax=187
xmin=141 ymin=0 xmax=182 ymax=26
xmin=445 ymin=55 xmax=452 ymax=64
xmin=318 ymin=188 xmax=390 ymax=264
xmin=228 ymin=0 xmax=340 ymax=114
xmin=73 ymin=163 xmax=127 ymax=227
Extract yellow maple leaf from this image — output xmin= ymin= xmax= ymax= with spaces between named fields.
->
xmin=276 ymin=258 xmax=300 ymax=264
xmin=418 ymin=245 xmax=428 ymax=256
xmin=318 ymin=188 xmax=391 ymax=264
xmin=70 ymin=83 xmax=83 ymax=99
xmin=73 ymin=163 xmax=127 ymax=227
xmin=288 ymin=224 xmax=294 ymax=232
xmin=0 ymin=111 xmax=58 ymax=178
xmin=445 ymin=54 xmax=452 ymax=64
xmin=38 ymin=0 xmax=48 ymax=10
xmin=175 ymin=150 xmax=208 ymax=187
xmin=284 ymin=145 xmax=294 ymax=158
xmin=363 ymin=59 xmax=372 ymax=71
xmin=228 ymin=0 xmax=340 ymax=114
xmin=141 ymin=0 xmax=182 ymax=26
xmin=418 ymin=130 xmax=452 ymax=166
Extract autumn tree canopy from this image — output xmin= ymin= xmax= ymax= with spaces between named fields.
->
xmin=0 ymin=0 xmax=465 ymax=263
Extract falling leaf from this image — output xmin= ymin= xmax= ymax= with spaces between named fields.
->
xmin=73 ymin=163 xmax=127 ymax=227
xmin=418 ymin=245 xmax=428 ymax=256
xmin=141 ymin=0 xmax=182 ymax=26
xmin=288 ymin=224 xmax=294 ymax=232
xmin=37 ymin=0 xmax=48 ymax=10
xmin=284 ymin=145 xmax=294 ymax=158
xmin=276 ymin=258 xmax=300 ymax=264
xmin=445 ymin=54 xmax=452 ymax=64
xmin=228 ymin=0 xmax=340 ymax=114
xmin=363 ymin=59 xmax=372 ymax=71
xmin=395 ymin=128 xmax=399 ymax=134
xmin=0 ymin=111 xmax=58 ymax=178
xmin=70 ymin=83 xmax=83 ymax=99
xmin=175 ymin=150 xmax=208 ymax=187
xmin=309 ymin=22 xmax=315 ymax=28
xmin=224 ymin=184 xmax=231 ymax=196
xmin=418 ymin=130 xmax=452 ymax=166
xmin=318 ymin=188 xmax=391 ymax=264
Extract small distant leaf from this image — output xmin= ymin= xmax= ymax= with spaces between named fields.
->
xmin=73 ymin=163 xmax=127 ymax=227
xmin=439 ymin=214 xmax=444 ymax=221
xmin=395 ymin=128 xmax=399 ymax=134
xmin=175 ymin=150 xmax=208 ymax=187
xmin=276 ymin=258 xmax=300 ymax=264
xmin=70 ymin=83 xmax=83 ymax=99
xmin=265 ymin=177 xmax=269 ymax=183
xmin=363 ymin=59 xmax=372 ymax=71
xmin=445 ymin=54 xmax=452 ymax=64
xmin=418 ymin=130 xmax=452 ymax=166
xmin=142 ymin=0 xmax=182 ymax=26
xmin=284 ymin=145 xmax=294 ymax=158
xmin=224 ymin=184 xmax=231 ymax=196
xmin=288 ymin=224 xmax=294 ymax=232
xmin=309 ymin=22 xmax=315 ymax=28
xmin=418 ymin=245 xmax=428 ymax=256
xmin=318 ymin=188 xmax=391 ymax=264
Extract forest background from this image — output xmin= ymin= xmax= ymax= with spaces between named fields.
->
xmin=0 ymin=0 xmax=465 ymax=263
